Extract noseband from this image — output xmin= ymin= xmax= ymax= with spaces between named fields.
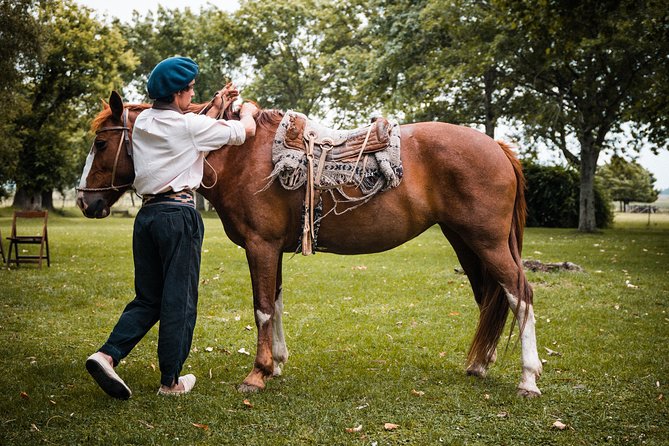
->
xmin=77 ymin=108 xmax=134 ymax=192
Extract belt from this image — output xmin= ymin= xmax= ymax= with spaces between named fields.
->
xmin=142 ymin=189 xmax=195 ymax=207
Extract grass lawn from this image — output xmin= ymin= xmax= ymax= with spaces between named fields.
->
xmin=0 ymin=208 xmax=667 ymax=445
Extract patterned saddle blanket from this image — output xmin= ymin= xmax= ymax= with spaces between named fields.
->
xmin=266 ymin=111 xmax=402 ymax=194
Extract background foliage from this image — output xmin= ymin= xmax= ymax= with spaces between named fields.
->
xmin=0 ymin=0 xmax=666 ymax=229
xmin=523 ymin=162 xmax=613 ymax=228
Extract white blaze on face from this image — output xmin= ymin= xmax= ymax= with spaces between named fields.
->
xmin=78 ymin=150 xmax=96 ymax=189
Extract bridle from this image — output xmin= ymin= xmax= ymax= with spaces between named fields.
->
xmin=76 ymin=108 xmax=134 ymax=192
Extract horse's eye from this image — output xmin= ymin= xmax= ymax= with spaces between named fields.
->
xmin=94 ymin=139 xmax=107 ymax=151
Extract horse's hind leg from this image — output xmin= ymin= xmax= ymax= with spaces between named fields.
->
xmin=441 ymin=226 xmax=497 ymax=376
xmin=477 ymin=246 xmax=542 ymax=397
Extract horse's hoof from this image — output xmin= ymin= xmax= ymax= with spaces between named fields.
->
xmin=238 ymin=383 xmax=262 ymax=393
xmin=272 ymin=363 xmax=283 ymax=377
xmin=517 ymin=387 xmax=541 ymax=398
xmin=466 ymin=365 xmax=487 ymax=378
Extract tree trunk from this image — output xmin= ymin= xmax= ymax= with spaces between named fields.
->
xmin=196 ymin=192 xmax=205 ymax=211
xmin=578 ymin=138 xmax=599 ymax=232
xmin=11 ymin=186 xmax=42 ymax=210
xmin=41 ymin=190 xmax=54 ymax=210
xmin=483 ymin=69 xmax=496 ymax=138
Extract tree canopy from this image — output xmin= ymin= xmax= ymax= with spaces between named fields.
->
xmin=0 ymin=0 xmax=666 ymax=226
xmin=598 ymin=156 xmax=659 ymax=210
xmin=3 ymin=0 xmax=136 ymax=208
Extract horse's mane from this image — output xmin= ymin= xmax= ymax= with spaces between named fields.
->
xmin=91 ymin=100 xmax=284 ymax=132
xmin=91 ymin=103 xmax=151 ymax=132
xmin=189 ymin=100 xmax=285 ymax=131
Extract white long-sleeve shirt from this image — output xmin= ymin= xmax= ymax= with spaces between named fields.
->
xmin=132 ymin=107 xmax=246 ymax=195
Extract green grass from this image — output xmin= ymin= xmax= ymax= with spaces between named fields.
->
xmin=1 ymin=209 xmax=667 ymax=445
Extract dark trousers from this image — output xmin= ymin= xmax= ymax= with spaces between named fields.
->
xmin=100 ymin=203 xmax=204 ymax=387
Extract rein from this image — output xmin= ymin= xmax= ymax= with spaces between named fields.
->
xmin=77 ymin=108 xmax=134 ymax=193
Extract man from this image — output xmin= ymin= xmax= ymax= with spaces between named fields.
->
xmin=86 ymin=56 xmax=258 ymax=398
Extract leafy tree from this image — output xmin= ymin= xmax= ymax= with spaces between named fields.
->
xmin=9 ymin=0 xmax=136 ymax=209
xmin=324 ymin=0 xmax=518 ymax=133
xmin=0 ymin=0 xmax=40 ymax=198
xmin=598 ymin=155 xmax=658 ymax=211
xmin=493 ymin=0 xmax=669 ymax=231
xmin=120 ymin=5 xmax=237 ymax=103
xmin=229 ymin=0 xmax=333 ymax=116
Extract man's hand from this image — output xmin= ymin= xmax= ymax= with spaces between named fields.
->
xmin=212 ymin=82 xmax=239 ymax=110
xmin=239 ymin=102 xmax=259 ymax=118
xmin=239 ymin=102 xmax=258 ymax=138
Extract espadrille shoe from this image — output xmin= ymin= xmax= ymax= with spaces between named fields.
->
xmin=157 ymin=374 xmax=196 ymax=396
xmin=86 ymin=352 xmax=132 ymax=400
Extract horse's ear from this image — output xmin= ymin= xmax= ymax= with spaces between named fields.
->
xmin=109 ymin=91 xmax=124 ymax=120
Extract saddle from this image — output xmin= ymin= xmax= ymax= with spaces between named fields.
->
xmin=283 ymin=113 xmax=392 ymax=162
xmin=265 ymin=111 xmax=403 ymax=256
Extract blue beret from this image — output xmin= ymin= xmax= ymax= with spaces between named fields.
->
xmin=147 ymin=56 xmax=199 ymax=99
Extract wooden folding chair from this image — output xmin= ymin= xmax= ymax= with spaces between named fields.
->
xmin=0 ymin=227 xmax=5 ymax=264
xmin=6 ymin=210 xmax=50 ymax=268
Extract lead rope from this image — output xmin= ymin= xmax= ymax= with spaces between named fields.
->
xmin=199 ymin=93 xmax=224 ymax=190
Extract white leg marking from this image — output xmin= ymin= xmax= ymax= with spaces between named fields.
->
xmin=256 ymin=310 xmax=272 ymax=326
xmin=504 ymin=287 xmax=542 ymax=397
xmin=271 ymin=290 xmax=288 ymax=376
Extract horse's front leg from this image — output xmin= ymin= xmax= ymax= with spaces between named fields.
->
xmin=239 ymin=242 xmax=281 ymax=392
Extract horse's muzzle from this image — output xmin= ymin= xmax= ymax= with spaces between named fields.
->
xmin=77 ymin=191 xmax=110 ymax=219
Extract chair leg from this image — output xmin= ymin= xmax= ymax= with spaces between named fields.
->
xmin=8 ymin=241 xmax=16 ymax=268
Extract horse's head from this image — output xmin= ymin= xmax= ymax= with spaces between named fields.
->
xmin=76 ymin=91 xmax=144 ymax=218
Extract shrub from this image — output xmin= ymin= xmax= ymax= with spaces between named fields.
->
xmin=522 ymin=161 xmax=612 ymax=228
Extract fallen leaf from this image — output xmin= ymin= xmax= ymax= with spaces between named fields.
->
xmin=497 ymin=412 xmax=508 ymax=418
xmin=439 ymin=352 xmax=447 ymax=358
xmin=544 ymin=347 xmax=562 ymax=357
xmin=139 ymin=420 xmax=154 ymax=429
xmin=243 ymin=399 xmax=253 ymax=408
xmin=411 ymin=389 xmax=425 ymax=397
xmin=245 ymin=325 xmax=252 ymax=331
xmin=346 ymin=424 xmax=363 ymax=433
xmin=384 ymin=423 xmax=399 ymax=431
xmin=237 ymin=348 xmax=250 ymax=355
xmin=30 ymin=423 xmax=40 ymax=432
xmin=192 ymin=423 xmax=209 ymax=431
xmin=356 ymin=403 xmax=369 ymax=410
xmin=552 ymin=420 xmax=567 ymax=430
xmin=150 ymin=363 xmax=156 ymax=371
xmin=625 ymin=280 xmax=638 ymax=289
xmin=658 ymin=394 xmax=664 ymax=401
xmin=483 ymin=394 xmax=491 ymax=400
xmin=448 ymin=311 xmax=460 ymax=316
xmin=20 ymin=391 xmax=30 ymax=400
xmin=353 ymin=265 xmax=367 ymax=270
xmin=205 ymin=347 xmax=214 ymax=352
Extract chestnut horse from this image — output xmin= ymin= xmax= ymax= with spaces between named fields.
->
xmin=77 ymin=91 xmax=542 ymax=397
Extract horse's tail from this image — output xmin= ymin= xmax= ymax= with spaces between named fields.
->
xmin=467 ymin=141 xmax=532 ymax=370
